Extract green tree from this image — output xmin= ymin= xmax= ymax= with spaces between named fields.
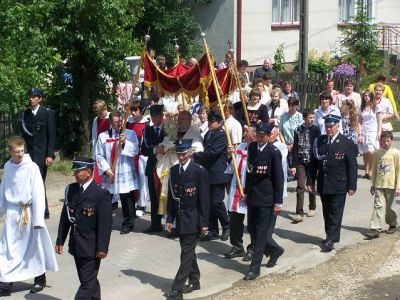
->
xmin=338 ymin=0 xmax=382 ymax=78
xmin=273 ymin=44 xmax=285 ymax=73
xmin=134 ymin=0 xmax=202 ymax=65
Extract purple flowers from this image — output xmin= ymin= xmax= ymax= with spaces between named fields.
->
xmin=333 ymin=63 xmax=356 ymax=76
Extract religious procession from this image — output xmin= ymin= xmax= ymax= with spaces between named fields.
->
xmin=1 ymin=1 xmax=400 ymax=299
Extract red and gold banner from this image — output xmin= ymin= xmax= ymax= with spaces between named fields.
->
xmin=144 ymin=53 xmax=233 ymax=105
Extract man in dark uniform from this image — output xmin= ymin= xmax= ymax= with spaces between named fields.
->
xmin=165 ymin=139 xmax=209 ymax=300
xmin=55 ymin=157 xmax=113 ymax=300
xmin=307 ymin=114 xmax=357 ymax=252
xmin=243 ymin=123 xmax=284 ymax=281
xmin=194 ymin=110 xmax=230 ymax=241
xmin=141 ymin=104 xmax=165 ymax=233
xmin=21 ymin=87 xmax=56 ymax=219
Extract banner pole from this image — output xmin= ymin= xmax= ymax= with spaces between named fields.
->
xmin=108 ymin=34 xmax=150 ymax=186
xmin=200 ymin=31 xmax=244 ymax=197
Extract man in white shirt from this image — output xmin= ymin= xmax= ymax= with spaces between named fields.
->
xmin=96 ymin=111 xmax=139 ymax=234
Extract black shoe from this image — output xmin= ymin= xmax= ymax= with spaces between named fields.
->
xmin=30 ymin=283 xmax=45 ymax=293
xmin=200 ymin=232 xmax=218 ymax=241
xmin=0 ymin=289 xmax=11 ymax=297
xmin=322 ymin=240 xmax=334 ymax=252
xmin=220 ymin=229 xmax=230 ymax=241
xmin=143 ymin=226 xmax=163 ymax=234
xmin=112 ymin=202 xmax=118 ymax=210
xmin=242 ymin=250 xmax=254 ymax=261
xmin=44 ymin=214 xmax=50 ymax=220
xmin=224 ymin=247 xmax=245 ymax=259
xmin=182 ymin=281 xmax=200 ymax=294
xmin=165 ymin=289 xmax=183 ymax=300
xmin=265 ymin=248 xmax=284 ymax=268
xmin=120 ymin=226 xmax=133 ymax=235
xmin=243 ymin=271 xmax=260 ymax=281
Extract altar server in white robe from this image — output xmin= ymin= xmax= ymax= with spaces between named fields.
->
xmin=96 ymin=111 xmax=139 ymax=234
xmin=0 ymin=136 xmax=58 ymax=297
xmin=224 ymin=126 xmax=256 ymax=261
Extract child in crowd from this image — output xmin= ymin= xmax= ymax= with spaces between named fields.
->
xmin=290 ymin=109 xmax=321 ymax=223
xmin=366 ymin=131 xmax=400 ymax=238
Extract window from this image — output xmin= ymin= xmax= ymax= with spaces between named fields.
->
xmin=272 ymin=0 xmax=300 ymax=25
xmin=338 ymin=0 xmax=375 ymax=23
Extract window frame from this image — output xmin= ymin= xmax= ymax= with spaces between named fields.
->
xmin=271 ymin=0 xmax=300 ymax=29
xmin=338 ymin=0 xmax=376 ymax=25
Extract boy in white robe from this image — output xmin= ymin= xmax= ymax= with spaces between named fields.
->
xmin=0 ymin=136 xmax=58 ymax=296
xmin=224 ymin=126 xmax=256 ymax=261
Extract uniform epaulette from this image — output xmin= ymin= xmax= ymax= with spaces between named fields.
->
xmin=195 ymin=162 xmax=204 ymax=169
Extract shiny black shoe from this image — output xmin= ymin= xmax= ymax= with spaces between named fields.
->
xmin=242 ymin=250 xmax=254 ymax=261
xmin=30 ymin=283 xmax=45 ymax=294
xmin=220 ymin=229 xmax=230 ymax=241
xmin=0 ymin=289 xmax=11 ymax=297
xmin=182 ymin=281 xmax=200 ymax=294
xmin=322 ymin=240 xmax=334 ymax=252
xmin=266 ymin=248 xmax=284 ymax=268
xmin=200 ymin=232 xmax=218 ymax=241
xmin=120 ymin=226 xmax=133 ymax=235
xmin=165 ymin=289 xmax=183 ymax=300
xmin=224 ymin=247 xmax=245 ymax=259
xmin=243 ymin=271 xmax=260 ymax=281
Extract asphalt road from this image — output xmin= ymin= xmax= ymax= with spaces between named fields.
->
xmin=2 ymin=135 xmax=400 ymax=300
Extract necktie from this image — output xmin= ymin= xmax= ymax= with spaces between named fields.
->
xmin=179 ymin=165 xmax=184 ymax=176
xmin=327 ymin=137 xmax=332 ymax=152
xmin=80 ymin=185 xmax=84 ymax=194
xmin=155 ymin=127 xmax=160 ymax=138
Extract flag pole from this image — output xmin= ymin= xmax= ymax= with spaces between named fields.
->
xmin=173 ymin=37 xmax=188 ymax=111
xmin=200 ymin=31 xmax=244 ymax=197
xmin=108 ymin=34 xmax=150 ymax=185
xmin=227 ymin=41 xmax=250 ymax=126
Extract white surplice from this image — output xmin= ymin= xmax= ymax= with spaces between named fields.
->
xmin=96 ymin=128 xmax=139 ymax=194
xmin=226 ymin=143 xmax=248 ymax=214
xmin=0 ymin=154 xmax=58 ymax=282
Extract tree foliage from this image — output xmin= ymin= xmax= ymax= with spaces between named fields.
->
xmin=338 ymin=1 xmax=383 ymax=77
xmin=134 ymin=0 xmax=202 ymax=66
xmin=0 ymin=0 xmax=203 ymax=156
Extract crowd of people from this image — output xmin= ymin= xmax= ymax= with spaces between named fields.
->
xmin=0 ymin=54 xmax=399 ymax=300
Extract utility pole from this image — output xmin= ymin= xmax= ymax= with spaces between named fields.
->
xmin=299 ymin=0 xmax=309 ymax=108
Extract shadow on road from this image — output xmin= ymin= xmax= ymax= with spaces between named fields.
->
xmin=196 ymin=252 xmax=248 ymax=275
xmin=111 ymin=210 xmax=151 ymax=232
xmin=121 ymin=269 xmax=172 ymax=292
xmin=274 ymin=228 xmax=322 ymax=246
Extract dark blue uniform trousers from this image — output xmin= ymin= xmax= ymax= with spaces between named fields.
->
xmin=74 ymin=256 xmax=101 ymax=300
xmin=320 ymin=193 xmax=347 ymax=242
xmin=172 ymin=233 xmax=200 ymax=291
xmin=248 ymin=206 xmax=282 ymax=273
xmin=209 ymin=183 xmax=229 ymax=235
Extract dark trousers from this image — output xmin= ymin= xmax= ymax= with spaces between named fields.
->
xmin=225 ymin=173 xmax=233 ymax=195
xmin=0 ymin=273 xmax=46 ymax=292
xmin=38 ymin=164 xmax=50 ymax=216
xmin=229 ymin=211 xmax=254 ymax=252
xmin=147 ymin=172 xmax=162 ymax=230
xmin=172 ymin=233 xmax=200 ymax=291
xmin=296 ymin=163 xmax=316 ymax=214
xmin=116 ymin=191 xmax=136 ymax=228
xmin=209 ymin=183 xmax=229 ymax=234
xmin=320 ymin=193 xmax=347 ymax=242
xmin=74 ymin=256 xmax=101 ymax=300
xmin=248 ymin=206 xmax=282 ymax=273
